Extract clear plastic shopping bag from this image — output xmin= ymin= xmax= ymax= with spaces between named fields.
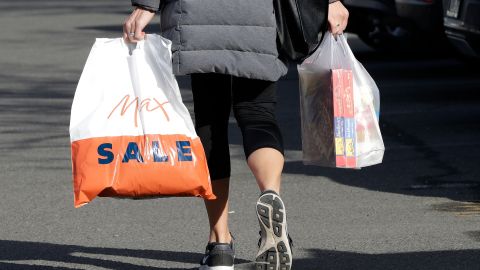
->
xmin=297 ymin=33 xmax=384 ymax=168
xmin=70 ymin=34 xmax=215 ymax=207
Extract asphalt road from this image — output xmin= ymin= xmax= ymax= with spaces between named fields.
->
xmin=0 ymin=1 xmax=479 ymax=269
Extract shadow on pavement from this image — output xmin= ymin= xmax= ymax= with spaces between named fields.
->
xmin=1 ymin=240 xmax=478 ymax=270
xmin=0 ymin=240 xmax=250 ymax=270
xmin=293 ymin=248 xmax=480 ymax=270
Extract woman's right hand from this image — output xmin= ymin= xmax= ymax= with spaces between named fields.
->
xmin=123 ymin=7 xmax=156 ymax=43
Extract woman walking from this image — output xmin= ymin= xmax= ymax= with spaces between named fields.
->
xmin=123 ymin=0 xmax=349 ymax=269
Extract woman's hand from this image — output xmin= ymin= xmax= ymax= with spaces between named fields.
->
xmin=328 ymin=1 xmax=349 ymax=36
xmin=123 ymin=7 xmax=156 ymax=43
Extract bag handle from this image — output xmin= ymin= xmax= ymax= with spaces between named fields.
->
xmin=330 ymin=33 xmax=350 ymax=70
xmin=121 ymin=38 xmax=146 ymax=55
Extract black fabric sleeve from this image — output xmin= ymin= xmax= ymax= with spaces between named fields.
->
xmin=131 ymin=0 xmax=161 ymax=11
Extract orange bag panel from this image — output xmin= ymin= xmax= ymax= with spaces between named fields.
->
xmin=71 ymin=134 xmax=215 ymax=207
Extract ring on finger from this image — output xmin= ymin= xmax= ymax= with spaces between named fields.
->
xmin=129 ymin=32 xmax=135 ymax=37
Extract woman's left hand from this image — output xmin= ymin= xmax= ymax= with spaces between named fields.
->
xmin=328 ymin=1 xmax=349 ymax=36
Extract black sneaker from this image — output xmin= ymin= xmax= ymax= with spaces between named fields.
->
xmin=255 ymin=190 xmax=293 ymax=270
xmin=199 ymin=237 xmax=235 ymax=270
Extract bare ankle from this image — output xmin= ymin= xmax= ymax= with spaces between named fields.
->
xmin=209 ymin=230 xmax=232 ymax=243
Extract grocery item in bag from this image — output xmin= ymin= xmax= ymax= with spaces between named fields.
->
xmin=70 ymin=35 xmax=215 ymax=207
xmin=298 ymin=33 xmax=384 ymax=168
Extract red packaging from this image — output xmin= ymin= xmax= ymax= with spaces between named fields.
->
xmin=332 ymin=69 xmax=346 ymax=167
xmin=342 ymin=70 xmax=356 ymax=168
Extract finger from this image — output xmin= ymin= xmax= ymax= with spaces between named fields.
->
xmin=124 ymin=11 xmax=138 ymax=42
xmin=343 ymin=17 xmax=349 ymax=32
xmin=332 ymin=22 xmax=341 ymax=35
xmin=123 ymin=19 xmax=132 ymax=40
xmin=134 ymin=22 xmax=145 ymax=41
xmin=342 ymin=9 xmax=349 ymax=31
xmin=126 ymin=10 xmax=138 ymax=32
xmin=333 ymin=32 xmax=339 ymax=41
xmin=328 ymin=19 xmax=337 ymax=33
xmin=329 ymin=28 xmax=339 ymax=35
xmin=123 ymin=22 xmax=129 ymax=40
xmin=128 ymin=20 xmax=137 ymax=43
xmin=126 ymin=9 xmax=140 ymax=42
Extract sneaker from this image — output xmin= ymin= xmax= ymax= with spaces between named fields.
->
xmin=199 ymin=237 xmax=235 ymax=270
xmin=255 ymin=190 xmax=293 ymax=270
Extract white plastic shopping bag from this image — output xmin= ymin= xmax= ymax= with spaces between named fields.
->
xmin=70 ymin=34 xmax=215 ymax=207
xmin=297 ymin=33 xmax=384 ymax=168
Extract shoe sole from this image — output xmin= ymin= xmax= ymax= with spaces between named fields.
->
xmin=199 ymin=253 xmax=235 ymax=270
xmin=199 ymin=266 xmax=234 ymax=270
xmin=255 ymin=193 xmax=292 ymax=270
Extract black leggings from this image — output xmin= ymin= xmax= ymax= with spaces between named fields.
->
xmin=191 ymin=73 xmax=284 ymax=181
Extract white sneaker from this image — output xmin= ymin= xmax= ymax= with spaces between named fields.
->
xmin=255 ymin=190 xmax=293 ymax=270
